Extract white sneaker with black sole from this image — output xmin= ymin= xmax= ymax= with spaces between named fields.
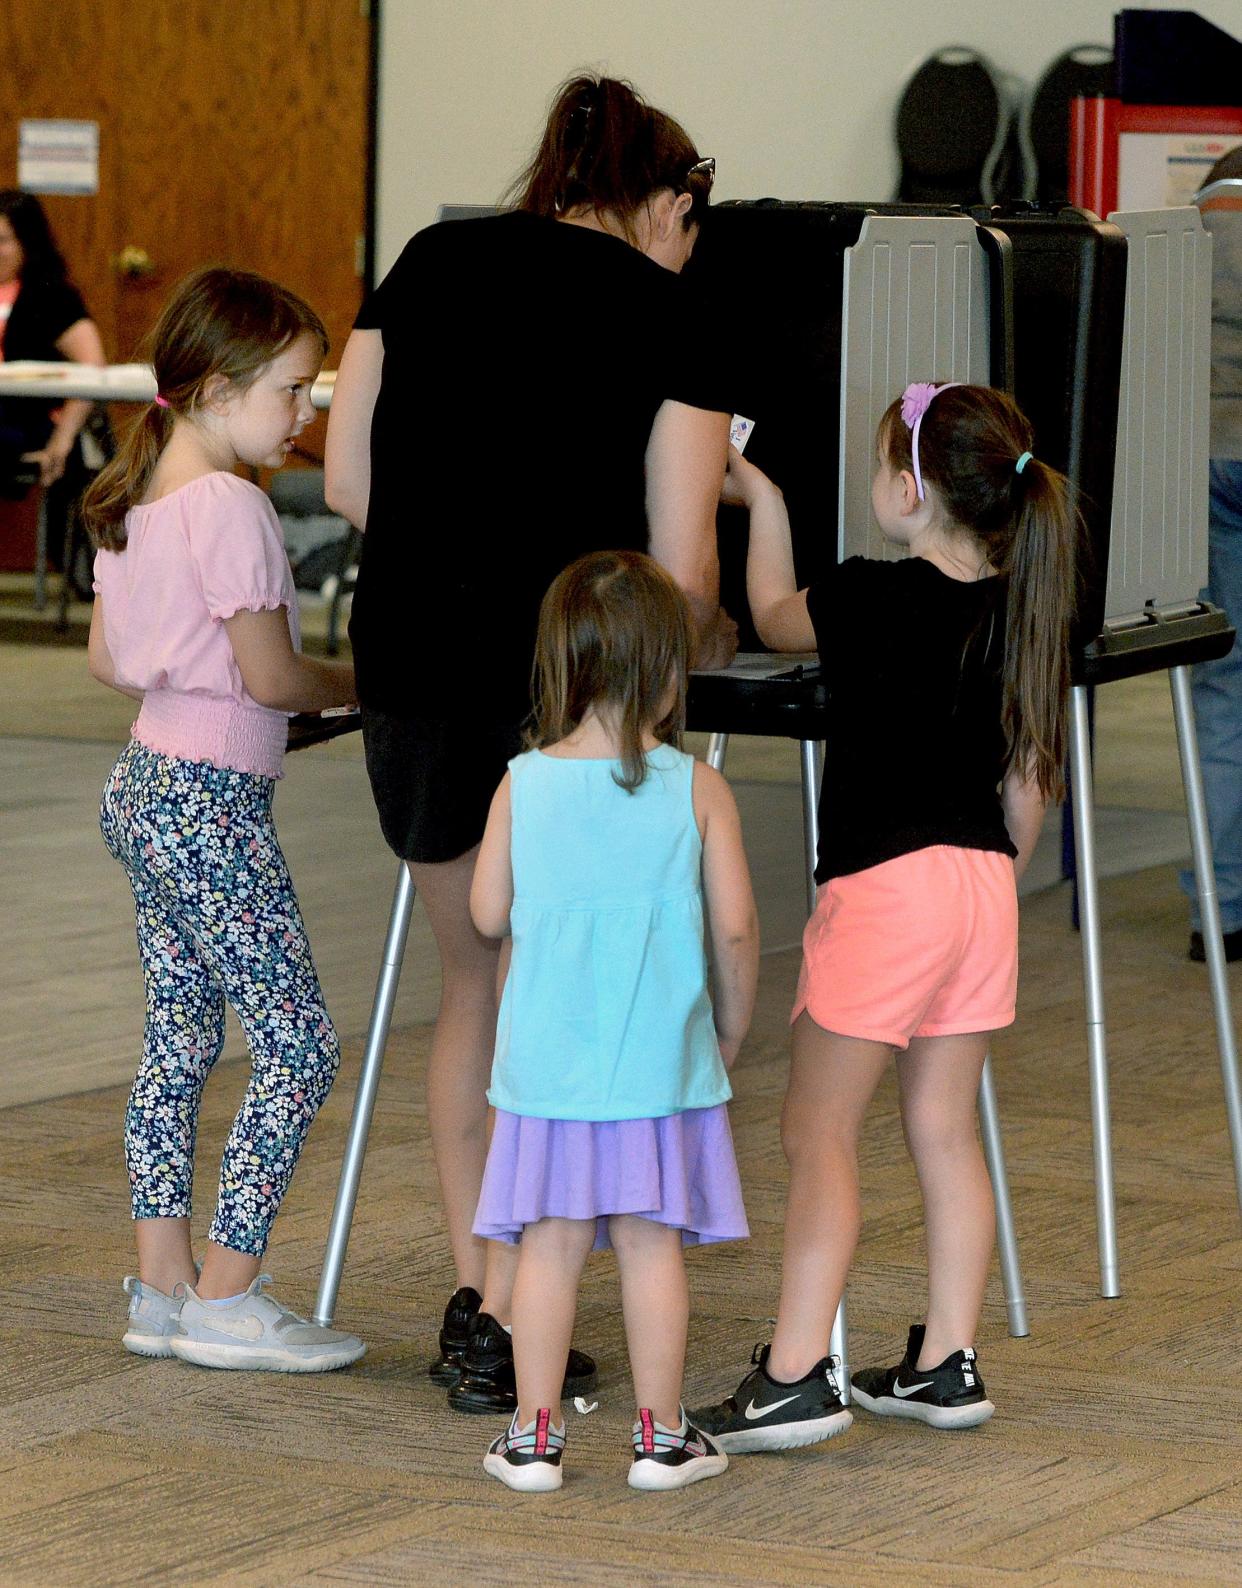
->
xmin=627 ymin=1408 xmax=728 ymax=1491
xmin=483 ymin=1408 xmax=565 ymax=1492
xmin=850 ymin=1323 xmax=994 ymax=1429
xmin=168 ymin=1275 xmax=366 ymax=1373
xmin=689 ymin=1343 xmax=853 ymax=1453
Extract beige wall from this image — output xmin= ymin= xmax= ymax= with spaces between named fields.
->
xmin=375 ymin=0 xmax=1242 ymax=274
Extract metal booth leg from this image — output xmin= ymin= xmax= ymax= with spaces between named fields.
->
xmin=313 ymin=860 xmax=416 ymax=1326
xmin=706 ymin=731 xmax=729 ymax=772
xmin=796 ymin=739 xmax=851 ymax=1387
xmin=978 ymin=1056 xmax=1029 ymax=1337
xmin=1169 ymin=665 xmax=1242 ymax=1219
xmin=1069 ymin=684 xmax=1120 ymax=1297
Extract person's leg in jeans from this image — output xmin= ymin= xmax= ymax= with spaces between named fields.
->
xmin=1181 ymin=460 xmax=1242 ymax=936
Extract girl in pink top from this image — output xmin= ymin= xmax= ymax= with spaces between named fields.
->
xmin=84 ymin=268 xmax=363 ymax=1373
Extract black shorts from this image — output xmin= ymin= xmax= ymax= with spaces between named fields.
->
xmin=361 ymin=707 xmax=526 ymax=864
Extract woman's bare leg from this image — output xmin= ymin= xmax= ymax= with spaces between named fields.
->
xmin=897 ymin=1032 xmax=994 ymax=1368
xmin=407 ymin=850 xmax=516 ymax=1310
xmin=766 ymin=1015 xmax=892 ymax=1382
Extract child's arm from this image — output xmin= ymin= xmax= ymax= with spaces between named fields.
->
xmin=694 ymin=762 xmax=760 ymax=1068
xmin=470 ymin=774 xmax=514 ymax=938
xmin=1002 ymin=764 xmax=1046 ymax=883
xmin=87 ymin=601 xmax=144 ymax=701
xmin=223 ymin=609 xmax=355 ymax=713
xmin=727 ymin=449 xmax=816 ymax=653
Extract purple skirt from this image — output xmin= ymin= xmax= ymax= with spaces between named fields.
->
xmin=474 ymin=1104 xmax=749 ymax=1250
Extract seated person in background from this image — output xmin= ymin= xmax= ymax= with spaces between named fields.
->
xmin=0 ymin=189 xmax=106 ymax=492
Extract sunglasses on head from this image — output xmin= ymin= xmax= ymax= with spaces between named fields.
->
xmin=682 ymin=156 xmax=715 ymax=190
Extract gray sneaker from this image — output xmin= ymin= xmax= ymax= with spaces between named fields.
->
xmin=122 ymin=1276 xmax=183 ymax=1358
xmin=168 ymin=1275 xmax=366 ymax=1373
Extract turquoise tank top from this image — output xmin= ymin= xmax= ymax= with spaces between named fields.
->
xmin=487 ymin=744 xmax=731 ymax=1121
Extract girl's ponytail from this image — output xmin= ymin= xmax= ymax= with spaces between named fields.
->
xmin=999 ymin=460 xmax=1076 ymax=801
xmin=81 ymin=403 xmax=173 ymax=551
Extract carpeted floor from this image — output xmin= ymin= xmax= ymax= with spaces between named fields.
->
xmin=3 ymin=861 xmax=1242 ymax=1585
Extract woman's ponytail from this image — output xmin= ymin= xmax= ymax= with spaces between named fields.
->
xmin=81 ymin=403 xmax=173 ymax=551
xmin=506 ymin=72 xmax=709 ymax=243
xmin=999 ymin=460 xmax=1077 ymax=801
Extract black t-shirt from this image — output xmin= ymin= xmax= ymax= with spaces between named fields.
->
xmin=806 ymin=556 xmax=1018 ymax=882
xmin=0 ymin=277 xmax=90 ymax=450
xmin=350 ymin=211 xmax=731 ymax=722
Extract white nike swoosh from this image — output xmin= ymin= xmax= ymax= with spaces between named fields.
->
xmin=744 ymin=1393 xmax=801 ymax=1420
xmin=892 ymin=1379 xmax=935 ymax=1398
xmin=192 ymin=1311 xmax=266 ymax=1341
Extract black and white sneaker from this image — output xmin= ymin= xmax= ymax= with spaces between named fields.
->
xmin=627 ymin=1408 xmax=728 ymax=1491
xmin=850 ymin=1324 xmax=994 ymax=1429
xmin=483 ymin=1408 xmax=566 ymax=1492
xmin=689 ymin=1343 xmax=853 ymax=1453
xmin=449 ymin=1310 xmax=598 ymax=1414
xmin=427 ymin=1285 xmax=481 ymax=1386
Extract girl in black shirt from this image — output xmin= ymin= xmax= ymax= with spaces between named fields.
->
xmin=693 ymin=383 xmax=1076 ymax=1449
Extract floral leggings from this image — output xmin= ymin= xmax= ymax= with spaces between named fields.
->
xmin=100 ymin=740 xmax=340 ymax=1256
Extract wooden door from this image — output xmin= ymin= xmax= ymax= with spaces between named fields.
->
xmin=0 ymin=0 xmax=371 ymax=461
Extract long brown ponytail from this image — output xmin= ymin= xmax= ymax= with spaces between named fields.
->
xmin=505 ymin=73 xmax=712 ymax=246
xmin=880 ymin=385 xmax=1079 ymax=801
xmin=83 ymin=268 xmax=327 ymax=552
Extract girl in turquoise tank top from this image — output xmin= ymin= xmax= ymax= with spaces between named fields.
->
xmin=470 ymin=550 xmax=759 ymax=1495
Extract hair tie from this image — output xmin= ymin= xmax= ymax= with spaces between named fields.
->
xmin=900 ymin=381 xmax=962 ymax=502
xmin=153 ymin=394 xmax=170 ymax=409
xmin=1014 ymin=450 xmax=1033 ymax=475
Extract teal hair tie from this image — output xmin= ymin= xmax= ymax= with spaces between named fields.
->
xmin=1014 ymin=450 xmax=1033 ymax=475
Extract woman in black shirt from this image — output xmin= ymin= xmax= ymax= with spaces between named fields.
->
xmin=0 ymin=190 xmax=106 ymax=489
xmin=325 ymin=74 xmax=734 ymax=1411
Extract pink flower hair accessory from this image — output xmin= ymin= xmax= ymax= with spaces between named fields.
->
xmin=900 ymin=380 xmax=961 ymax=502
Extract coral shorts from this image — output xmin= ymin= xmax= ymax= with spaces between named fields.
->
xmin=791 ymin=845 xmax=1018 ymax=1050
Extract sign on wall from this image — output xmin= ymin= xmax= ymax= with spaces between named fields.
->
xmin=18 ymin=120 xmax=99 ymax=195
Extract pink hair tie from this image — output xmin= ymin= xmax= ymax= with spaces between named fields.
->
xmin=900 ymin=381 xmax=961 ymax=502
xmin=154 ymin=394 xmax=170 ymax=409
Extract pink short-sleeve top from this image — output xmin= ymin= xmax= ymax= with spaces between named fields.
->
xmin=92 ymin=471 xmax=300 ymax=779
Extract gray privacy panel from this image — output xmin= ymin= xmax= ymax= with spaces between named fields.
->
xmin=838 ymin=215 xmax=992 ymax=562
xmin=1105 ymin=207 xmax=1212 ymax=618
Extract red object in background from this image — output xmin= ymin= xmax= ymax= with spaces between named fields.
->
xmin=0 ymin=494 xmax=40 ymax=573
xmin=1071 ymin=96 xmax=1242 ymax=215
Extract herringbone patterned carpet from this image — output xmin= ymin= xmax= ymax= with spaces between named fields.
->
xmin=4 ymin=859 xmax=1242 ymax=1585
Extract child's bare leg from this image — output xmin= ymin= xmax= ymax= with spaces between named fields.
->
xmin=767 ymin=1016 xmax=892 ymax=1382
xmin=197 ymin=1243 xmax=263 ymax=1299
xmin=897 ymin=1032 xmax=994 ymax=1367
xmin=407 ymin=851 xmax=504 ymax=1302
xmin=611 ymin=1215 xmax=687 ymax=1427
xmin=511 ymin=1216 xmax=595 ymax=1426
xmin=135 ymin=1217 xmax=197 ymax=1294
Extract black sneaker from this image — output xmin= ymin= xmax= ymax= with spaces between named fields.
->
xmin=689 ymin=1342 xmax=853 ymax=1453
xmin=627 ymin=1408 xmax=728 ymax=1491
xmin=1189 ymin=927 xmax=1242 ymax=963
xmin=447 ymin=1310 xmax=598 ymax=1415
xmin=482 ymin=1408 xmax=565 ymax=1492
xmin=850 ymin=1324 xmax=994 ymax=1429
xmin=427 ymin=1285 xmax=481 ymax=1386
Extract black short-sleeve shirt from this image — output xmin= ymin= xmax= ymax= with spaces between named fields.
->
xmin=806 ymin=556 xmax=1018 ymax=882
xmin=1 ymin=277 xmax=90 ymax=448
xmin=350 ymin=211 xmax=731 ymax=722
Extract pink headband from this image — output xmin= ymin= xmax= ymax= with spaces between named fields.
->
xmin=900 ymin=381 xmax=961 ymax=502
